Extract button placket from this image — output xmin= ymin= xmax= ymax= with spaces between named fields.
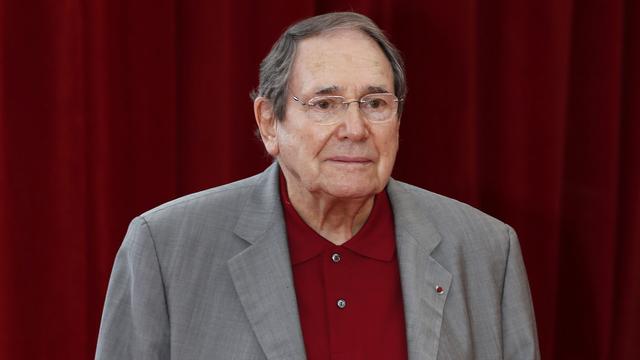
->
xmin=323 ymin=247 xmax=351 ymax=353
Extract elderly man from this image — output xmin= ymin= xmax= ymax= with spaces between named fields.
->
xmin=96 ymin=12 xmax=539 ymax=360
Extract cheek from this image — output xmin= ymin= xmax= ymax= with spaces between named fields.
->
xmin=281 ymin=132 xmax=310 ymax=157
xmin=291 ymin=128 xmax=333 ymax=157
xmin=378 ymin=129 xmax=400 ymax=158
xmin=278 ymin=125 xmax=321 ymax=164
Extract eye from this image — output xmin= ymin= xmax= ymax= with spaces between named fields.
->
xmin=309 ymin=97 xmax=340 ymax=111
xmin=363 ymin=96 xmax=388 ymax=109
xmin=315 ymin=99 xmax=332 ymax=110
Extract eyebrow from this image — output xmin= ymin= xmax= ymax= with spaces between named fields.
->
xmin=366 ymin=86 xmax=390 ymax=94
xmin=312 ymin=85 xmax=391 ymax=96
xmin=314 ymin=86 xmax=340 ymax=95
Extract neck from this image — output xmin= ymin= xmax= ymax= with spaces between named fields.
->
xmin=284 ymin=176 xmax=375 ymax=246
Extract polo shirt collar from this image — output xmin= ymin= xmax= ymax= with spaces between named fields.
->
xmin=279 ymin=171 xmax=396 ymax=264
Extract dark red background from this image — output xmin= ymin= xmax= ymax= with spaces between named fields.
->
xmin=1 ymin=0 xmax=639 ymax=359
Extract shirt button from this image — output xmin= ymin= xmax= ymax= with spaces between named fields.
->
xmin=336 ymin=299 xmax=347 ymax=309
xmin=331 ymin=253 xmax=341 ymax=263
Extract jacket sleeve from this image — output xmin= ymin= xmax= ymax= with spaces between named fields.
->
xmin=501 ymin=225 xmax=541 ymax=359
xmin=95 ymin=217 xmax=170 ymax=360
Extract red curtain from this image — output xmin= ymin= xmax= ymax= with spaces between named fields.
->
xmin=1 ymin=0 xmax=639 ymax=359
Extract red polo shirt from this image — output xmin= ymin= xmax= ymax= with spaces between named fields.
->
xmin=280 ymin=174 xmax=408 ymax=360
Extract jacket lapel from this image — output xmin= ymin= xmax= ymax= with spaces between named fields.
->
xmin=227 ymin=163 xmax=307 ymax=360
xmin=388 ymin=179 xmax=452 ymax=360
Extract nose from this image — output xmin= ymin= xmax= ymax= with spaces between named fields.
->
xmin=336 ymin=102 xmax=368 ymax=141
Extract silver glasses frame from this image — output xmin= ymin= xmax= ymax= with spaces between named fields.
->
xmin=291 ymin=92 xmax=404 ymax=125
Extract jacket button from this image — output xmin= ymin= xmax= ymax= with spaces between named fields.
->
xmin=337 ymin=299 xmax=347 ymax=309
xmin=331 ymin=253 xmax=341 ymax=263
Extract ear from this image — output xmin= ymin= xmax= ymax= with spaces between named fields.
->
xmin=254 ymin=97 xmax=279 ymax=157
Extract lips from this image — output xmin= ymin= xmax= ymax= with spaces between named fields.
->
xmin=327 ymin=156 xmax=372 ymax=163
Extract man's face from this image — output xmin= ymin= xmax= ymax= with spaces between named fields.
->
xmin=270 ymin=29 xmax=400 ymax=199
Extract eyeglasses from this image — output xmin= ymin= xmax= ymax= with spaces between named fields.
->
xmin=291 ymin=92 xmax=403 ymax=125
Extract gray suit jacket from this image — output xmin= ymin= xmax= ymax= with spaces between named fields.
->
xmin=95 ymin=163 xmax=539 ymax=360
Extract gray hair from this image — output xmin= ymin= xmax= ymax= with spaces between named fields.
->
xmin=251 ymin=12 xmax=407 ymax=120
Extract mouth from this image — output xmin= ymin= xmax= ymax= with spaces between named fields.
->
xmin=326 ymin=156 xmax=373 ymax=165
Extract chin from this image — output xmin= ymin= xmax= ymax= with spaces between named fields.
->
xmin=323 ymin=181 xmax=381 ymax=200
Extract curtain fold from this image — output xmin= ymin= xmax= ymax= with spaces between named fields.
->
xmin=1 ymin=0 xmax=638 ymax=358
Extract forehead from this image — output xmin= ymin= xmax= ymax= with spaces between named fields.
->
xmin=289 ymin=29 xmax=394 ymax=94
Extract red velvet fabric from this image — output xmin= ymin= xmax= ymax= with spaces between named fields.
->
xmin=1 ymin=1 xmax=639 ymax=359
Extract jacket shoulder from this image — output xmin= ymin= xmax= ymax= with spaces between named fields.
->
xmin=122 ymin=172 xmax=268 ymax=287
xmin=391 ymin=180 xmax=508 ymax=230
xmin=138 ymin=172 xmax=262 ymax=230
xmin=388 ymin=179 xmax=514 ymax=260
